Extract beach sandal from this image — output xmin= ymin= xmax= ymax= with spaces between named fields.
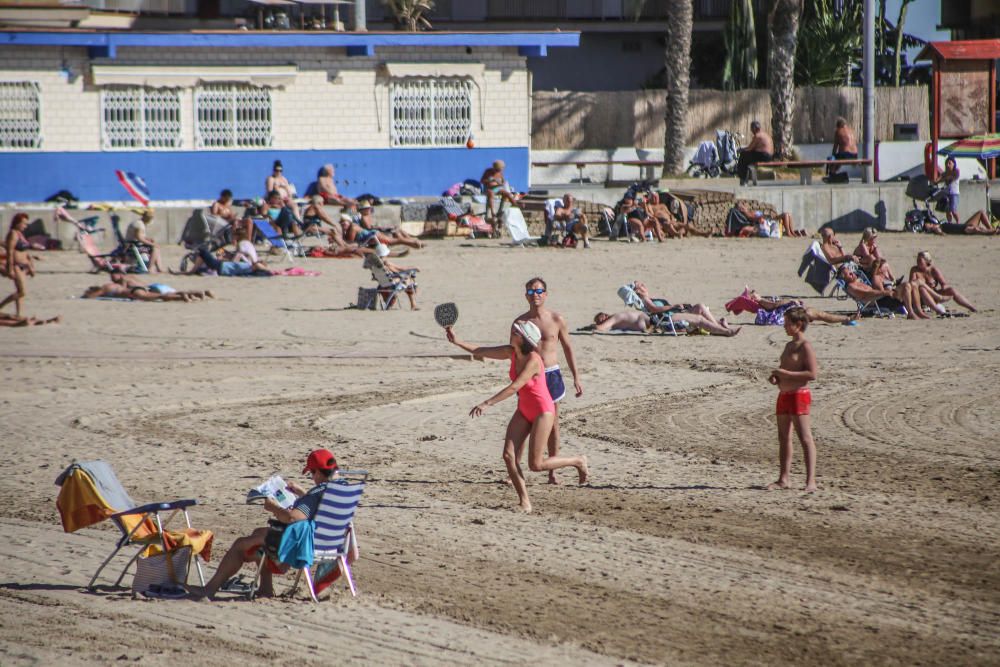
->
xmin=221 ymin=575 xmax=254 ymax=594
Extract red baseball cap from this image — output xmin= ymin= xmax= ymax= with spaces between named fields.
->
xmin=302 ymin=449 xmax=338 ymax=474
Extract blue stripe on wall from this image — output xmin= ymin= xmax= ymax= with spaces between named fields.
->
xmin=0 ymin=147 xmax=529 ymax=202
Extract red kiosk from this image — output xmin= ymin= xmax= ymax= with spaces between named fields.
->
xmin=916 ymin=39 xmax=1000 ymax=179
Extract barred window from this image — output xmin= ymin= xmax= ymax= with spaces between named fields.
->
xmin=390 ymin=78 xmax=472 ymax=147
xmin=101 ymin=87 xmax=182 ymax=150
xmin=195 ymin=84 xmax=272 ymax=149
xmin=0 ymin=81 xmax=42 ymax=149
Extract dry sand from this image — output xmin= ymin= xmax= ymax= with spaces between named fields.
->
xmin=0 ymin=232 xmax=998 ymax=666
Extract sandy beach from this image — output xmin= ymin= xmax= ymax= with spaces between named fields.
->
xmin=1 ymin=231 xmax=998 ymax=665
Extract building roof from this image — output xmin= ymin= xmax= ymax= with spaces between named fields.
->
xmin=0 ymin=29 xmax=579 ymax=58
xmin=915 ymin=39 xmax=1000 ymax=62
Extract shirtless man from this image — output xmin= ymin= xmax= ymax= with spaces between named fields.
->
xmin=827 ymin=117 xmax=858 ymax=177
xmin=819 ymin=228 xmax=857 ymax=265
xmin=736 ymin=120 xmax=774 ymax=186
xmin=646 ymin=194 xmax=710 ymax=238
xmin=592 ymin=310 xmax=651 ymax=332
xmin=633 ymin=281 xmax=741 ymax=336
xmin=767 ymin=307 xmax=818 ymax=492
xmin=317 ymin=164 xmax=356 ymax=207
xmin=553 ymin=194 xmax=591 ymax=248
xmin=124 ymin=210 xmax=164 ymax=273
xmin=514 ymin=277 xmax=583 ymax=484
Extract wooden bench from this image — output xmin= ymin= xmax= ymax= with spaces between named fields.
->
xmin=532 ymin=159 xmax=663 ymax=184
xmin=748 ymin=159 xmax=873 ymax=185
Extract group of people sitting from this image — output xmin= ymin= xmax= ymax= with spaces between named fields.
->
xmin=818 ymin=227 xmax=976 ymax=318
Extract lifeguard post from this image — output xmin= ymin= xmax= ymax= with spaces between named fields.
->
xmin=916 ymin=39 xmax=1000 ymax=178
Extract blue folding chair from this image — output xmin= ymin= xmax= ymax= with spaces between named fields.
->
xmin=251 ymin=217 xmax=301 ymax=262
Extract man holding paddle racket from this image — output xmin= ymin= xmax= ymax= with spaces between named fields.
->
xmin=514 ymin=276 xmax=583 ymax=485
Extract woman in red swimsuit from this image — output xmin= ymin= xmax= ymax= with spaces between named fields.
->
xmin=0 ymin=213 xmax=35 ymax=318
xmin=447 ymin=321 xmax=588 ymax=513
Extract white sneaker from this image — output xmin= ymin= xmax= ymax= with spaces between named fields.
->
xmin=629 ymin=235 xmax=639 ymax=243
xmin=583 ymin=239 xmax=591 ymax=248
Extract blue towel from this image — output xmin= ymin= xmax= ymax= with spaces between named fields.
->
xmin=277 ymin=520 xmax=314 ymax=569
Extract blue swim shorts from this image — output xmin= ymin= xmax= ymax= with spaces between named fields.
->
xmin=545 ymin=365 xmax=566 ymax=403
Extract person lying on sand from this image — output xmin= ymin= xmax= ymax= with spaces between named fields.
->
xmin=591 ymin=310 xmax=653 ymax=332
xmin=83 ymin=282 xmax=200 ymax=302
xmin=736 ymin=289 xmax=857 ymax=326
xmin=0 ymin=313 xmax=60 ymax=327
xmin=633 ymin=280 xmax=741 ymax=336
xmin=189 ymin=449 xmax=339 ymax=601
xmin=110 ymin=271 xmax=214 ymax=301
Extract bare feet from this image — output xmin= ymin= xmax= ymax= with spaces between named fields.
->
xmin=547 ymin=471 xmax=560 ymax=485
xmin=577 ymin=456 xmax=589 ymax=485
xmin=518 ymin=499 xmax=532 ymax=513
xmin=766 ymin=480 xmax=790 ymax=490
xmin=803 ymin=483 xmax=818 ymax=493
xmin=204 ymin=290 xmax=215 ymax=299
xmin=727 ymin=326 xmax=742 ymax=337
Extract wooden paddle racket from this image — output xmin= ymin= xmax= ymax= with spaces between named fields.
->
xmin=434 ymin=302 xmax=459 ymax=328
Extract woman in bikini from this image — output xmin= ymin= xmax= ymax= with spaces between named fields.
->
xmin=1 ymin=213 xmax=35 ymax=318
xmin=909 ymin=250 xmax=977 ymax=313
xmin=446 ymin=321 xmax=588 ymax=513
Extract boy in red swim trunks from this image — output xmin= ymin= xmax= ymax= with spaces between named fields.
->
xmin=767 ymin=307 xmax=818 ymax=492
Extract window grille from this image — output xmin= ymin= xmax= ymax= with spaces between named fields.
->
xmin=0 ymin=81 xmax=42 ymax=149
xmin=195 ymin=84 xmax=272 ymax=149
xmin=390 ymin=78 xmax=472 ymax=147
xmin=101 ymin=87 xmax=182 ymax=150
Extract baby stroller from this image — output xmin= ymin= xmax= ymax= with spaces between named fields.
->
xmin=687 ymin=130 xmax=742 ymax=178
xmin=178 ymin=209 xmax=230 ymax=272
xmin=903 ymin=176 xmax=943 ymax=233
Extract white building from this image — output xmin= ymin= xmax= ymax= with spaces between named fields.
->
xmin=0 ymin=30 xmax=578 ymax=202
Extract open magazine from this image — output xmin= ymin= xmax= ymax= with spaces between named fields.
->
xmin=245 ymin=475 xmax=296 ymax=509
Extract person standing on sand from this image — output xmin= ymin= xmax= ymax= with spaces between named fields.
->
xmin=515 ymin=277 xmax=584 ymax=484
xmin=767 ymin=307 xmax=818 ymax=493
xmin=446 ymin=322 xmax=588 ymax=513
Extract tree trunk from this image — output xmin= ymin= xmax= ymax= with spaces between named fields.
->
xmin=768 ymin=0 xmax=802 ymax=160
xmin=894 ymin=0 xmax=913 ymax=87
xmin=662 ymin=0 xmax=693 ymax=176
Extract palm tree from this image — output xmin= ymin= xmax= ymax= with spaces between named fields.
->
xmin=662 ymin=0 xmax=693 ymax=175
xmin=893 ymin=0 xmax=916 ymax=86
xmin=723 ymin=0 xmax=758 ymax=91
xmin=767 ymin=0 xmax=802 ymax=160
xmin=383 ymin=0 xmax=434 ymax=31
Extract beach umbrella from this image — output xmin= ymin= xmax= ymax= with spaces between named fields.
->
xmin=937 ymin=133 xmax=1000 ymax=159
xmin=937 ymin=134 xmax=1000 ymax=214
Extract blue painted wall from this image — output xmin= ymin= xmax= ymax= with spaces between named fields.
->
xmin=0 ymin=147 xmax=529 ymax=202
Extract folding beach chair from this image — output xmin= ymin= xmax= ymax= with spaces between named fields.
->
xmin=55 ymin=460 xmax=210 ymax=591
xmin=797 ymin=241 xmax=839 ymax=297
xmin=364 ymin=254 xmax=417 ymax=310
xmin=504 ymin=207 xmax=539 ymax=247
xmin=251 ymin=217 xmax=301 ymax=262
xmin=618 ymin=283 xmax=681 ymax=336
xmin=836 ymin=263 xmax=890 ymax=318
xmin=250 ymin=477 xmax=366 ymax=602
xmin=109 ymin=215 xmax=150 ymax=273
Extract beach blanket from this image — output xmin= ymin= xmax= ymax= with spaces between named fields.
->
xmin=274 ymin=267 xmax=321 ymax=277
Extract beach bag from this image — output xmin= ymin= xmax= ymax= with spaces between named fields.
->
xmin=355 ymin=287 xmax=377 ymax=310
xmin=131 ymin=545 xmax=191 ymax=596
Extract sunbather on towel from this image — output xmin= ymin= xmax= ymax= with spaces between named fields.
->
xmin=110 ymin=271 xmax=214 ymax=301
xmin=733 ymin=288 xmax=857 ymax=325
xmin=633 ymin=281 xmax=741 ymax=336
xmin=0 ymin=312 xmax=60 ymax=327
xmin=82 ymin=282 xmax=198 ymax=302
xmin=189 ymin=449 xmax=340 ymax=601
xmin=592 ymin=311 xmax=652 ymax=332
xmin=173 ymin=246 xmax=275 ymax=277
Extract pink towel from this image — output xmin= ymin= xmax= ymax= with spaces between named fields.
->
xmin=724 ymin=288 xmax=760 ymax=315
xmin=275 ymin=267 xmax=321 ymax=277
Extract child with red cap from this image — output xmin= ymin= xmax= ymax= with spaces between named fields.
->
xmin=189 ymin=449 xmax=338 ymax=600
